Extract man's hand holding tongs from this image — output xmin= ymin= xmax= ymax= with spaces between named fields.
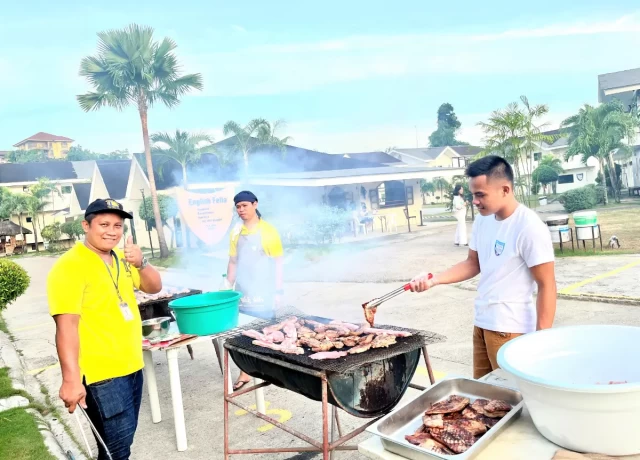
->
xmin=408 ymin=272 xmax=438 ymax=293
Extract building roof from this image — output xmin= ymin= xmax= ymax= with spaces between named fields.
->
xmin=73 ymin=183 xmax=92 ymax=210
xmin=96 ymin=160 xmax=131 ymax=199
xmin=449 ymin=146 xmax=483 ymax=157
xmin=13 ymin=132 xmax=74 ymax=147
xmin=598 ymin=68 xmax=640 ymax=107
xmin=341 ymin=151 xmax=403 ymax=164
xmin=0 ymin=161 xmax=78 ymax=184
xmin=71 ymin=161 xmax=97 ymax=180
xmin=0 ymin=220 xmax=31 ymax=236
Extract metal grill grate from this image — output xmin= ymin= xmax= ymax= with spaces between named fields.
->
xmin=224 ymin=307 xmax=446 ymax=373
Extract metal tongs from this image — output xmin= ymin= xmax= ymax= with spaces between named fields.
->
xmin=362 ymin=273 xmax=433 ymax=326
xmin=75 ymin=406 xmax=114 ymax=460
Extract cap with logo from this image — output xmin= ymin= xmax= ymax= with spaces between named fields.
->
xmin=85 ymin=198 xmax=134 ymax=220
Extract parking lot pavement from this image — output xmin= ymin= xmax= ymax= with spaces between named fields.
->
xmin=4 ymin=221 xmax=640 ymax=459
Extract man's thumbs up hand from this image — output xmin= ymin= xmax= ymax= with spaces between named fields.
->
xmin=124 ymin=234 xmax=143 ymax=268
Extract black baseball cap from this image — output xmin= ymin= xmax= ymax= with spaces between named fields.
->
xmin=85 ymin=198 xmax=134 ymax=220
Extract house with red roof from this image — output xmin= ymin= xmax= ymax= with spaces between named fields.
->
xmin=13 ymin=132 xmax=74 ymax=159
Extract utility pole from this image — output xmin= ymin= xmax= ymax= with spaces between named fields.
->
xmin=140 ymin=188 xmax=155 ymax=258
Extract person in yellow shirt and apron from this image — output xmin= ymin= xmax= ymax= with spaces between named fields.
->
xmin=47 ymin=198 xmax=163 ymax=460
xmin=226 ymin=191 xmax=284 ymax=390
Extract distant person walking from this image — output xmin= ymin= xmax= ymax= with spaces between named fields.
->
xmin=452 ymin=184 xmax=468 ymax=246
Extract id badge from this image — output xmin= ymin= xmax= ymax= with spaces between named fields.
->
xmin=119 ymin=301 xmax=134 ymax=321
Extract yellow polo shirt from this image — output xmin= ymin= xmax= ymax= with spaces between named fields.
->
xmin=229 ymin=219 xmax=283 ymax=258
xmin=47 ymin=242 xmax=143 ymax=385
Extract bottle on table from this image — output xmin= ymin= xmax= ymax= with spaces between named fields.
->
xmin=220 ymin=274 xmax=232 ymax=291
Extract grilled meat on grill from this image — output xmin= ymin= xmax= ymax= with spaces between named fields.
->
xmin=371 ymin=333 xmax=397 ymax=348
xmin=425 ymin=395 xmax=470 ymax=415
xmin=363 ymin=327 xmax=412 ymax=337
xmin=330 ymin=320 xmax=359 ymax=331
xmin=247 ymin=316 xmax=413 ymax=357
xmin=428 ymin=424 xmax=475 ymax=454
xmin=252 ymin=340 xmax=304 ymax=355
xmin=347 ymin=341 xmax=373 ymax=354
xmin=309 ymin=351 xmax=348 ymax=360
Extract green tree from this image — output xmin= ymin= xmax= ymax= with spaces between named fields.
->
xmin=561 ymin=99 xmax=638 ymax=205
xmin=61 ymin=219 xmax=84 ymax=241
xmin=25 ymin=196 xmax=46 ymax=252
xmin=7 ymin=150 xmax=48 ymax=163
xmin=428 ymin=103 xmax=469 ymax=147
xmin=432 ymin=177 xmax=450 ymax=201
xmin=532 ymin=165 xmax=559 ymax=194
xmin=477 ymin=96 xmax=554 ymax=205
xmin=420 ymin=180 xmax=435 ymax=204
xmin=77 ymin=24 xmax=203 ymax=258
xmin=151 ymin=130 xmax=213 ymax=187
xmin=139 ymin=195 xmax=179 ymax=248
xmin=0 ymin=259 xmax=30 ymax=311
xmin=222 ymin=119 xmax=291 ymax=171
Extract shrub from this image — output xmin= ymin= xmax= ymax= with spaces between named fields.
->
xmin=61 ymin=219 xmax=84 ymax=241
xmin=559 ymin=186 xmax=597 ymax=213
xmin=41 ymin=222 xmax=62 ymax=243
xmin=0 ymin=259 xmax=30 ymax=311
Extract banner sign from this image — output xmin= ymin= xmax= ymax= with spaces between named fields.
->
xmin=175 ymin=187 xmax=235 ymax=245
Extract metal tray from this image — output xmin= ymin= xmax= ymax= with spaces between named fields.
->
xmin=366 ymin=377 xmax=524 ymax=459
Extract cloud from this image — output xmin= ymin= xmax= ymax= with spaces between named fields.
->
xmin=185 ymin=11 xmax=640 ymax=98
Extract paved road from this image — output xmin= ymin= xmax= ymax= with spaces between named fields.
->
xmin=4 ymin=222 xmax=640 ymax=459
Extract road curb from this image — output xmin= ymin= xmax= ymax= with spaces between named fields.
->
xmin=0 ymin=330 xmax=87 ymax=460
xmin=558 ymin=293 xmax=640 ymax=306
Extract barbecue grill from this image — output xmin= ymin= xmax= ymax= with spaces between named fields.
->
xmin=137 ymin=289 xmax=202 ymax=321
xmin=223 ymin=307 xmax=446 ymax=459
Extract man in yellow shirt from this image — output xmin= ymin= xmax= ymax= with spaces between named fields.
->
xmin=227 ymin=190 xmax=283 ymax=389
xmin=47 ymin=198 xmax=162 ymax=460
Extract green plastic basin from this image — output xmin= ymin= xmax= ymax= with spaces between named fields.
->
xmin=168 ymin=291 xmax=241 ymax=336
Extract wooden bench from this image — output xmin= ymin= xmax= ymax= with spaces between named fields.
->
xmin=629 ymin=187 xmax=640 ymax=197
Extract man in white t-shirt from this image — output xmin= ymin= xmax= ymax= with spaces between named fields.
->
xmin=410 ymin=155 xmax=557 ymax=378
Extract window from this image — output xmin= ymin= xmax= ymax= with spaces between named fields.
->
xmin=534 ymin=152 xmax=541 ymax=161
xmin=558 ymin=174 xmax=574 ymax=184
xmin=452 ymin=157 xmax=468 ymax=168
xmin=61 ymin=185 xmax=72 ymax=194
xmin=370 ymin=181 xmax=411 ymax=208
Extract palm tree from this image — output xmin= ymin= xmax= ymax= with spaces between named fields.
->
xmin=77 ymin=24 xmax=202 ymax=258
xmin=477 ymin=96 xmax=553 ymax=205
xmin=151 ymin=130 xmax=214 ymax=187
xmin=420 ymin=180 xmax=435 ymax=204
xmin=25 ymin=196 xmax=46 ymax=252
xmin=432 ymin=177 xmax=450 ymax=201
xmin=561 ymin=100 xmax=639 ymax=204
xmin=222 ymin=118 xmax=291 ymax=172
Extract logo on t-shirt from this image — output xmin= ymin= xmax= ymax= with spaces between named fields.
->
xmin=494 ymin=240 xmax=505 ymax=256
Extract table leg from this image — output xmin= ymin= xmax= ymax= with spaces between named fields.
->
xmin=167 ymin=348 xmax=188 ymax=452
xmin=142 ymin=350 xmax=161 ymax=423
xmin=254 ymin=378 xmax=266 ymax=414
xmin=212 ymin=338 xmax=224 ymax=374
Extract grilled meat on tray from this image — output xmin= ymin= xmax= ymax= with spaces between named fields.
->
xmin=428 ymin=423 xmax=475 ymax=454
xmin=425 ymin=395 xmax=470 ymax=415
xmin=407 ymin=394 xmax=511 ymax=454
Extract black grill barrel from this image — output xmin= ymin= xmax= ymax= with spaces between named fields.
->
xmin=225 ymin=310 xmax=445 ymax=418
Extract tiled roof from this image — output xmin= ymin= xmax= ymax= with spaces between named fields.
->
xmin=341 ymin=151 xmax=403 ymax=164
xmin=0 ymin=161 xmax=78 ymax=183
xmin=96 ymin=160 xmax=131 ymax=199
xmin=449 ymin=146 xmax=483 ymax=157
xmin=392 ymin=147 xmax=447 ymax=163
xmin=73 ymin=183 xmax=92 ymax=210
xmin=13 ymin=132 xmax=74 ymax=147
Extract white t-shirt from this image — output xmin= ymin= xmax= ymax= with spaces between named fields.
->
xmin=469 ymin=204 xmax=555 ymax=333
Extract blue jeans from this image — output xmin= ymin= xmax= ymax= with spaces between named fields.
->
xmin=83 ymin=370 xmax=143 ymax=460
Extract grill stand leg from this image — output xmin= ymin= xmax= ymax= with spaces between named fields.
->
xmin=422 ymin=346 xmax=436 ymax=385
xmin=322 ymin=376 xmax=329 ymax=460
xmin=224 ymin=348 xmax=229 ymax=460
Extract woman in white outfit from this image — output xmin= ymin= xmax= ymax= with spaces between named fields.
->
xmin=452 ymin=184 xmax=468 ymax=246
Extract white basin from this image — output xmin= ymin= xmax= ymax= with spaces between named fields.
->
xmin=497 ymin=324 xmax=640 ymax=456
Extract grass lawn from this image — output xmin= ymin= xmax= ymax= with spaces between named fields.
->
xmin=0 ymin=368 xmax=54 ymax=460
xmin=0 ymin=408 xmax=56 ymax=460
xmin=554 ymin=206 xmax=640 ymax=257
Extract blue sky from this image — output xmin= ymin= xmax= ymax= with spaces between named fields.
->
xmin=1 ymin=1 xmax=639 ymax=154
